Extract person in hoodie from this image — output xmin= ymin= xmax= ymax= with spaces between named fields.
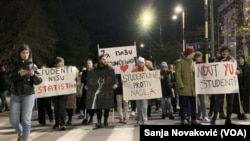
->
xmin=6 ymin=44 xmax=42 ymax=141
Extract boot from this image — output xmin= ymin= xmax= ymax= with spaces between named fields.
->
xmin=88 ymin=116 xmax=93 ymax=124
xmin=225 ymin=119 xmax=235 ymax=125
xmin=95 ymin=119 xmax=102 ymax=128
xmin=219 ymin=113 xmax=226 ymax=119
xmin=104 ymin=118 xmax=108 ymax=126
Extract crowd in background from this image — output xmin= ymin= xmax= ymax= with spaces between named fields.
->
xmin=1 ymin=44 xmax=250 ymax=141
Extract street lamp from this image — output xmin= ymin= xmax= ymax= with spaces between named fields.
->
xmin=173 ymin=5 xmax=185 ymax=52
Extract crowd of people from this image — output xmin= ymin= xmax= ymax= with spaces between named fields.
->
xmin=1 ymin=43 xmax=250 ymax=141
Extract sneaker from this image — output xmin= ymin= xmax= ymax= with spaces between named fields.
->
xmin=219 ymin=113 xmax=226 ymax=119
xmin=95 ymin=123 xmax=102 ymax=128
xmin=210 ymin=119 xmax=216 ymax=125
xmin=176 ymin=106 xmax=180 ymax=110
xmin=191 ymin=120 xmax=201 ymax=125
xmin=202 ymin=117 xmax=211 ymax=123
xmin=78 ymin=115 xmax=84 ymax=119
xmin=181 ymin=120 xmax=190 ymax=125
xmin=60 ymin=125 xmax=67 ymax=130
xmin=17 ymin=134 xmax=22 ymax=141
xmin=130 ymin=111 xmax=135 ymax=116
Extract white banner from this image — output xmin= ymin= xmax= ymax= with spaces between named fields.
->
xmin=34 ymin=66 xmax=77 ymax=98
xmin=121 ymin=70 xmax=162 ymax=100
xmin=195 ymin=62 xmax=239 ymax=94
xmin=98 ymin=45 xmax=137 ymax=74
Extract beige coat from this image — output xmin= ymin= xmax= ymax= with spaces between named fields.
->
xmin=66 ymin=67 xmax=81 ymax=109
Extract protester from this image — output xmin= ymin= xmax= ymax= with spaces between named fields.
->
xmin=175 ymin=47 xmax=201 ymax=125
xmin=66 ymin=66 xmax=81 ymax=125
xmin=94 ymin=55 xmax=118 ymax=128
xmin=132 ymin=56 xmax=149 ymax=125
xmin=115 ymin=74 xmax=128 ymax=124
xmin=210 ymin=45 xmax=241 ymax=125
xmin=160 ymin=61 xmax=174 ymax=120
xmin=0 ymin=64 xmax=10 ymax=113
xmin=37 ymin=64 xmax=53 ymax=126
xmin=6 ymin=44 xmax=42 ymax=141
xmin=193 ymin=51 xmax=210 ymax=123
xmin=51 ymin=57 xmax=67 ymax=130
xmin=232 ymin=54 xmax=250 ymax=120
xmin=80 ymin=58 xmax=96 ymax=124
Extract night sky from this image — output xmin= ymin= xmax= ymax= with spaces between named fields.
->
xmin=77 ymin=0 xmax=223 ymax=48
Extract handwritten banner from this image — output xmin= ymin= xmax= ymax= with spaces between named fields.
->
xmin=121 ymin=70 xmax=162 ymax=100
xmin=34 ymin=66 xmax=77 ymax=98
xmin=86 ymin=69 xmax=116 ymax=109
xmin=195 ymin=62 xmax=239 ymax=94
xmin=98 ymin=45 xmax=137 ymax=74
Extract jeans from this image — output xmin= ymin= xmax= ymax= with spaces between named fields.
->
xmin=10 ymin=94 xmax=35 ymax=141
xmin=161 ymin=97 xmax=173 ymax=115
xmin=136 ymin=100 xmax=148 ymax=123
xmin=116 ymin=95 xmax=128 ymax=120
xmin=0 ymin=90 xmax=9 ymax=110
xmin=197 ymin=95 xmax=207 ymax=118
xmin=179 ymin=96 xmax=197 ymax=121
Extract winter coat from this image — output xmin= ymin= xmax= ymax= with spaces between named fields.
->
xmin=160 ymin=70 xmax=172 ymax=98
xmin=233 ymin=62 xmax=250 ymax=113
xmin=175 ymin=56 xmax=195 ymax=96
xmin=6 ymin=59 xmax=42 ymax=96
xmin=66 ymin=67 xmax=80 ymax=109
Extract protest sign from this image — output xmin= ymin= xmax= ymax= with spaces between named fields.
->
xmin=121 ymin=70 xmax=162 ymax=100
xmin=195 ymin=62 xmax=239 ymax=94
xmin=98 ymin=45 xmax=137 ymax=74
xmin=35 ymin=66 xmax=77 ymax=98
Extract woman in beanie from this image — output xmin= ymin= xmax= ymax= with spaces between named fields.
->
xmin=132 ymin=56 xmax=149 ymax=125
xmin=175 ymin=47 xmax=201 ymax=125
xmin=6 ymin=44 xmax=42 ymax=141
xmin=51 ymin=56 xmax=67 ymax=130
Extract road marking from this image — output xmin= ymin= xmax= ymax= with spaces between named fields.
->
xmin=56 ymin=127 xmax=90 ymax=141
xmin=106 ymin=127 xmax=134 ymax=141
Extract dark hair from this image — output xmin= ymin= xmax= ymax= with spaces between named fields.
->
xmin=18 ymin=44 xmax=32 ymax=60
xmin=219 ymin=44 xmax=231 ymax=53
xmin=237 ymin=54 xmax=245 ymax=60
xmin=98 ymin=54 xmax=105 ymax=61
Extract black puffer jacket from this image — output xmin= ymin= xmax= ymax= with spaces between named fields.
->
xmin=6 ymin=59 xmax=42 ymax=96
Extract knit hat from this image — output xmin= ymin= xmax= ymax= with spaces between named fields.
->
xmin=184 ymin=47 xmax=195 ymax=56
xmin=137 ymin=56 xmax=145 ymax=63
xmin=161 ymin=61 xmax=168 ymax=67
xmin=194 ymin=51 xmax=203 ymax=59
xmin=55 ymin=56 xmax=64 ymax=64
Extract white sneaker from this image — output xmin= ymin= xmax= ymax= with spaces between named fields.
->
xmin=176 ymin=106 xmax=180 ymax=110
xmin=130 ymin=111 xmax=136 ymax=116
xmin=202 ymin=117 xmax=211 ymax=123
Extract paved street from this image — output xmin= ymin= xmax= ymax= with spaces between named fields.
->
xmin=1 ymin=96 xmax=250 ymax=141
